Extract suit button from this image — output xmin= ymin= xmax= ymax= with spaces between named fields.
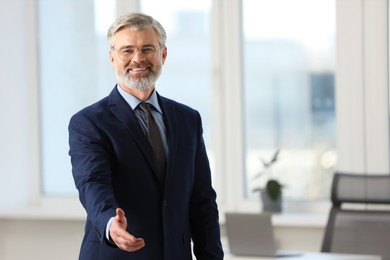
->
xmin=162 ymin=200 xmax=167 ymax=207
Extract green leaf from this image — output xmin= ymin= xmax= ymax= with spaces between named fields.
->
xmin=266 ymin=179 xmax=283 ymax=201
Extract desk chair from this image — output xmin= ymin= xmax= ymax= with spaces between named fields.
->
xmin=321 ymin=172 xmax=390 ymax=260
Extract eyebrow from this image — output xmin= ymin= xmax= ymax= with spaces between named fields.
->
xmin=118 ymin=44 xmax=157 ymax=50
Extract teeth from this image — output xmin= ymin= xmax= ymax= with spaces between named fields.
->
xmin=131 ymin=68 xmax=146 ymax=71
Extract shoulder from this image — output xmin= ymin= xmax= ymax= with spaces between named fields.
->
xmin=74 ymin=95 xmax=109 ymax=116
xmin=70 ymin=87 xmax=122 ymax=121
xmin=159 ymin=95 xmax=205 ymax=135
xmin=69 ymin=96 xmax=110 ymax=127
xmin=159 ymin=95 xmax=200 ymax=118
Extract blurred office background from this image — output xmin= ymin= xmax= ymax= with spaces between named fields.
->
xmin=0 ymin=0 xmax=388 ymax=259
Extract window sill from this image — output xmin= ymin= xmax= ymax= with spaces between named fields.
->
xmin=0 ymin=200 xmax=328 ymax=228
xmin=272 ymin=212 xmax=327 ymax=228
xmin=0 ymin=198 xmax=86 ymax=221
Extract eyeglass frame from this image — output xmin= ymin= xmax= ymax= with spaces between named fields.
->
xmin=111 ymin=43 xmax=163 ymax=62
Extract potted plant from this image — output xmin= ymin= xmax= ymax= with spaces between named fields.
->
xmin=252 ymin=149 xmax=284 ymax=213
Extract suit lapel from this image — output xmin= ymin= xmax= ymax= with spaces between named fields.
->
xmin=158 ymin=94 xmax=178 ymax=189
xmin=108 ymin=88 xmax=159 ymax=178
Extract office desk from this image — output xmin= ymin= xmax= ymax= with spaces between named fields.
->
xmin=224 ymin=252 xmax=381 ymax=260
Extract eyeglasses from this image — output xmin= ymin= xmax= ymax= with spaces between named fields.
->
xmin=112 ymin=45 xmax=160 ymax=62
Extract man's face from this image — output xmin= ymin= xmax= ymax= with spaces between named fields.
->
xmin=109 ymin=27 xmax=167 ymax=91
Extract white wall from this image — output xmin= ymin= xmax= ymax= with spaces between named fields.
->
xmin=0 ymin=0 xmax=388 ymax=259
xmin=336 ymin=0 xmax=389 ymax=173
xmin=0 ymin=0 xmax=40 ymax=208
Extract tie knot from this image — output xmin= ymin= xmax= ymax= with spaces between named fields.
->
xmin=139 ymin=102 xmax=152 ymax=112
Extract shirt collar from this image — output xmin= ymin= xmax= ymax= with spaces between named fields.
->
xmin=117 ymin=85 xmax=163 ymax=114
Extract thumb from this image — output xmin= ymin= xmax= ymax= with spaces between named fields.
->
xmin=116 ymin=208 xmax=126 ymax=222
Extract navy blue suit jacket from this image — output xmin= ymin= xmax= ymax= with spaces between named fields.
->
xmin=68 ymin=87 xmax=224 ymax=259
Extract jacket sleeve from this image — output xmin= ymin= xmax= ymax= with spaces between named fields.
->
xmin=68 ymin=111 xmax=117 ymax=244
xmin=189 ymin=111 xmax=224 ymax=259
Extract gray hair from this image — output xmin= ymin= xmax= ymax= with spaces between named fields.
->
xmin=107 ymin=13 xmax=167 ymax=49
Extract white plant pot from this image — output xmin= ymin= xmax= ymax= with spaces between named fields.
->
xmin=261 ymin=190 xmax=282 ymax=213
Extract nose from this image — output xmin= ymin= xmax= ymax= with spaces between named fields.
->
xmin=131 ymin=50 xmax=145 ymax=62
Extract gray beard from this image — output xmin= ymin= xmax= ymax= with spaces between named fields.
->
xmin=117 ymin=66 xmax=162 ymax=91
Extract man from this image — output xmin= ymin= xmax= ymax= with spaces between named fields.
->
xmin=68 ymin=12 xmax=224 ymax=259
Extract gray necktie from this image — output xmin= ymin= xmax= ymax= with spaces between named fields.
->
xmin=139 ymin=102 xmax=166 ymax=184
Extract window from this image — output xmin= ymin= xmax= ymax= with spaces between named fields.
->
xmin=38 ymin=0 xmax=335 ymax=210
xmin=38 ymin=0 xmax=117 ymax=195
xmin=5 ymin=0 xmax=388 ymax=219
xmin=243 ymin=0 xmax=336 ymax=201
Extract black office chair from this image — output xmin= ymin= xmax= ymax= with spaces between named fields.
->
xmin=321 ymin=172 xmax=390 ymax=259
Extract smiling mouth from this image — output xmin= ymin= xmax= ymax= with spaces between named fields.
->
xmin=131 ymin=67 xmax=147 ymax=71
xmin=126 ymin=67 xmax=151 ymax=77
xmin=128 ymin=67 xmax=150 ymax=73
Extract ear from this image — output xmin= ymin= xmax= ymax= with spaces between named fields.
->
xmin=161 ymin=46 xmax=168 ymax=65
xmin=109 ymin=50 xmax=116 ymax=68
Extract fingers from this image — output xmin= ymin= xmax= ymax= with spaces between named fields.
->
xmin=111 ymin=225 xmax=145 ymax=252
xmin=114 ymin=235 xmax=145 ymax=252
xmin=110 ymin=208 xmax=145 ymax=252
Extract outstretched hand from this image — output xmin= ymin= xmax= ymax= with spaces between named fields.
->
xmin=109 ymin=208 xmax=145 ymax=252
